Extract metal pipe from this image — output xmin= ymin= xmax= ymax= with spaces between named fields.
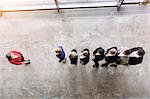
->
xmin=117 ymin=0 xmax=124 ymax=11
xmin=54 ymin=0 xmax=60 ymax=13
xmin=0 ymin=1 xmax=149 ymax=13
xmin=2 ymin=8 xmax=57 ymax=13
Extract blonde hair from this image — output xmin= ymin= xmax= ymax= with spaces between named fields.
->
xmin=69 ymin=52 xmax=77 ymax=59
xmin=54 ymin=47 xmax=61 ymax=53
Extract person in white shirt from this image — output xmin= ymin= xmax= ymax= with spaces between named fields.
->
xmin=128 ymin=47 xmax=145 ymax=65
xmin=116 ymin=47 xmax=130 ymax=65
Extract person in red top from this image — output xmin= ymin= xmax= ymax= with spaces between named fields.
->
xmin=6 ymin=50 xmax=30 ymax=65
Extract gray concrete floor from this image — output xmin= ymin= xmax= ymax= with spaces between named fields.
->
xmin=0 ymin=5 xmax=150 ymax=99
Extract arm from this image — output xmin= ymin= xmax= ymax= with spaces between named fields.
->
xmin=129 ymin=47 xmax=143 ymax=54
xmin=10 ymin=59 xmax=22 ymax=65
xmin=93 ymin=49 xmax=98 ymax=55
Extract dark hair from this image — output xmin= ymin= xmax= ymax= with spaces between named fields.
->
xmin=82 ymin=48 xmax=89 ymax=52
xmin=97 ymin=48 xmax=105 ymax=54
xmin=6 ymin=54 xmax=12 ymax=61
xmin=138 ymin=49 xmax=145 ymax=56
xmin=71 ymin=49 xmax=77 ymax=53
xmin=124 ymin=50 xmax=130 ymax=55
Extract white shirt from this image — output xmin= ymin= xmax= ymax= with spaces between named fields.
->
xmin=129 ymin=51 xmax=141 ymax=58
xmin=118 ymin=47 xmax=129 ymax=64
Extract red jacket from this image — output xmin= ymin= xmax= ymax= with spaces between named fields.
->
xmin=8 ymin=51 xmax=23 ymax=65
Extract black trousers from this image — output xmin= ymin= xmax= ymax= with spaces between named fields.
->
xmin=129 ymin=57 xmax=143 ymax=65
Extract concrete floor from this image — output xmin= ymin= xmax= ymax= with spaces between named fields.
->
xmin=0 ymin=5 xmax=150 ymax=99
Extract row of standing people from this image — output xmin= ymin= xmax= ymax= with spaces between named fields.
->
xmin=54 ymin=46 xmax=145 ymax=68
xmin=4 ymin=46 xmax=145 ymax=67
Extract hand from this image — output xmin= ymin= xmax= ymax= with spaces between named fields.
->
xmin=23 ymin=60 xmax=30 ymax=64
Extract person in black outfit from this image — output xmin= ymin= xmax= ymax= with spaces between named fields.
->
xmin=69 ymin=49 xmax=78 ymax=65
xmin=92 ymin=47 xmax=105 ymax=68
xmin=80 ymin=48 xmax=90 ymax=65
xmin=101 ymin=47 xmax=118 ymax=67
xmin=128 ymin=47 xmax=145 ymax=65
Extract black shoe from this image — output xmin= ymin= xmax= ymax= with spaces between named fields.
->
xmin=110 ymin=64 xmax=117 ymax=67
xmin=62 ymin=59 xmax=66 ymax=63
xmin=59 ymin=60 xmax=61 ymax=63
xmin=93 ymin=65 xmax=99 ymax=68
xmin=80 ymin=61 xmax=84 ymax=65
xmin=25 ymin=60 xmax=30 ymax=65
xmin=101 ymin=63 xmax=108 ymax=67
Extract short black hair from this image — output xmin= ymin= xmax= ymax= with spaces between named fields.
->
xmin=97 ymin=48 xmax=105 ymax=54
xmin=124 ymin=50 xmax=130 ymax=55
xmin=6 ymin=54 xmax=11 ymax=61
xmin=138 ymin=49 xmax=145 ymax=56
